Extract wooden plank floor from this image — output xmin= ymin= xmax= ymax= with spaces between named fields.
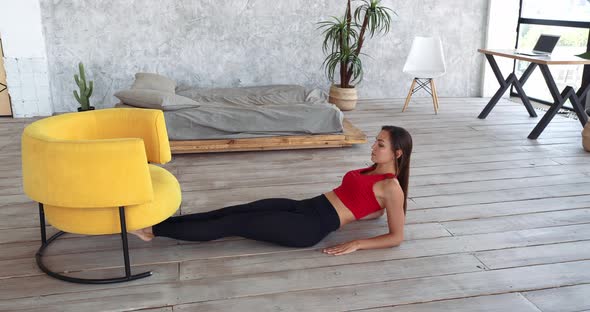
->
xmin=1 ymin=97 xmax=590 ymax=311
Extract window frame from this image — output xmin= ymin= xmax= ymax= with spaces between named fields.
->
xmin=510 ymin=0 xmax=590 ymax=107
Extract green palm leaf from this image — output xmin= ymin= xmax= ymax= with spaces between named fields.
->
xmin=319 ymin=0 xmax=395 ymax=87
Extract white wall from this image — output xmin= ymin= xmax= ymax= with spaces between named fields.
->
xmin=0 ymin=0 xmax=52 ymax=117
xmin=481 ymin=0 xmax=520 ymax=97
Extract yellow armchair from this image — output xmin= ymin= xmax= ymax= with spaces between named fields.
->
xmin=21 ymin=108 xmax=181 ymax=284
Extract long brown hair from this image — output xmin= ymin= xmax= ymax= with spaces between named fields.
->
xmin=381 ymin=125 xmax=412 ymax=214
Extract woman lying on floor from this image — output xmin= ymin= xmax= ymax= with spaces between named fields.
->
xmin=131 ymin=125 xmax=412 ymax=256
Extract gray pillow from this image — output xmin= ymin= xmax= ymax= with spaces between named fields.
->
xmin=131 ymin=73 xmax=176 ymax=93
xmin=114 ymin=89 xmax=200 ymax=111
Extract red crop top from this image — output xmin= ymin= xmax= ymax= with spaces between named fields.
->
xmin=333 ymin=166 xmax=396 ymax=220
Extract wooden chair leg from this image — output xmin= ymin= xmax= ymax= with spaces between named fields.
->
xmin=431 ymin=79 xmax=440 ymax=110
xmin=429 ymin=79 xmax=438 ymax=114
xmin=402 ymin=78 xmax=417 ymax=112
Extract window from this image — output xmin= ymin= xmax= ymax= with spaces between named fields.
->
xmin=512 ymin=0 xmax=590 ymax=109
xmin=521 ymin=0 xmax=590 ymax=23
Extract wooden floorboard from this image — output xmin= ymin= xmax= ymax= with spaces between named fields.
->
xmin=475 ymin=240 xmax=590 ymax=269
xmin=1 ymin=97 xmax=589 ymax=311
xmin=522 ymin=284 xmax=590 ymax=312
xmin=362 ymin=293 xmax=542 ymax=312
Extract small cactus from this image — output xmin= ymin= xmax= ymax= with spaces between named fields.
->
xmin=73 ymin=62 xmax=93 ymax=111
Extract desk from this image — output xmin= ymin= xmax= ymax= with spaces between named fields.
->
xmin=478 ymin=49 xmax=590 ymax=139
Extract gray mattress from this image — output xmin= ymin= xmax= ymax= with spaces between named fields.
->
xmin=163 ymin=85 xmax=344 ymax=140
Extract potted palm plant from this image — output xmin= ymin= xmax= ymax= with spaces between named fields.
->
xmin=318 ymin=0 xmax=394 ymax=110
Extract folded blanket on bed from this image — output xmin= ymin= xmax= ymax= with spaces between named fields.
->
xmin=176 ymin=85 xmax=327 ymax=107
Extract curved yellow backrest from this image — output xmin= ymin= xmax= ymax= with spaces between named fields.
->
xmin=22 ymin=108 xmax=171 ymax=208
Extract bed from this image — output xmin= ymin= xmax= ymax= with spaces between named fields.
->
xmin=169 ymin=118 xmax=366 ymax=154
xmin=115 ymin=78 xmax=366 ymax=154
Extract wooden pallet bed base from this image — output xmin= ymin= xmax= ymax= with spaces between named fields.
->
xmin=170 ymin=118 xmax=366 ymax=154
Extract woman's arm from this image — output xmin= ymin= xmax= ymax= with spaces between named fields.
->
xmin=323 ymin=183 xmax=405 ymax=255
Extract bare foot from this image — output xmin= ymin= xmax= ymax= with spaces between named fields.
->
xmin=129 ymin=227 xmax=154 ymax=242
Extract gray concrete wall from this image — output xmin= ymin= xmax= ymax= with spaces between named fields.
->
xmin=40 ymin=0 xmax=488 ymax=112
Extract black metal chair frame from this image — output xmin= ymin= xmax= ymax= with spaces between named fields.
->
xmin=36 ymin=203 xmax=152 ymax=284
xmin=410 ymin=78 xmax=434 ymax=97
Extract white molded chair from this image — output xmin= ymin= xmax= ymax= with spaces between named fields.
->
xmin=402 ymin=36 xmax=446 ymax=114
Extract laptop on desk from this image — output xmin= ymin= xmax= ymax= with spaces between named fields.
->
xmin=515 ymin=34 xmax=561 ymax=56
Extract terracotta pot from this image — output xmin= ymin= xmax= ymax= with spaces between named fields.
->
xmin=583 ymin=119 xmax=590 ymax=152
xmin=329 ymin=85 xmax=357 ymax=111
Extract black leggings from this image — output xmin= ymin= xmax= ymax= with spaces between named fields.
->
xmin=152 ymin=194 xmax=341 ymax=248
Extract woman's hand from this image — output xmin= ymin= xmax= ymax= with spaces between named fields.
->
xmin=323 ymin=240 xmax=361 ymax=256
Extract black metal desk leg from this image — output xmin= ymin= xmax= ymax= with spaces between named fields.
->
xmin=576 ymin=83 xmax=590 ymax=104
xmin=528 ymin=64 xmax=574 ymax=139
xmin=487 ymin=54 xmax=509 ymax=86
xmin=528 ymin=87 xmax=574 ymax=139
xmin=479 ymin=55 xmax=537 ymax=119
xmin=479 ymin=75 xmax=516 ymax=119
xmin=571 ymin=84 xmax=590 ymax=125
xmin=479 ymin=54 xmax=513 ymax=119
xmin=512 ymin=63 xmax=538 ymax=117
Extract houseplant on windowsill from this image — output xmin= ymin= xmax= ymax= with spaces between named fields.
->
xmin=74 ymin=62 xmax=95 ymax=112
xmin=318 ymin=0 xmax=394 ymax=111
